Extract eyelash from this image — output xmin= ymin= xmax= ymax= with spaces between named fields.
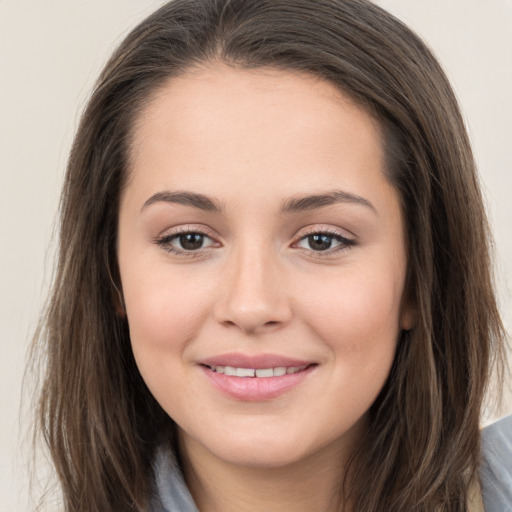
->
xmin=155 ymin=227 xmax=219 ymax=259
xmin=294 ymin=229 xmax=356 ymax=256
xmin=154 ymin=227 xmax=356 ymax=258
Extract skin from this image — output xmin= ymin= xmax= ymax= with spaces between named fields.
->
xmin=117 ymin=63 xmax=414 ymax=512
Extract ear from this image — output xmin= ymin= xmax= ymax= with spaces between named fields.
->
xmin=113 ymin=287 xmax=127 ymax=317
xmin=399 ymin=273 xmax=416 ymax=331
xmin=400 ymin=304 xmax=416 ymax=331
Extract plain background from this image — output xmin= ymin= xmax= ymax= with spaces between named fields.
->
xmin=1 ymin=1 xmax=511 ymax=510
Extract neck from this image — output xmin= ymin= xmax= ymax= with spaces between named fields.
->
xmin=179 ymin=431 xmax=354 ymax=512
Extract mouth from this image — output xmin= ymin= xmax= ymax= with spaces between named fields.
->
xmin=199 ymin=354 xmax=317 ymax=401
xmin=202 ymin=363 xmax=311 ymax=378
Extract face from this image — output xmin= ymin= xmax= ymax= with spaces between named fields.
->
xmin=117 ymin=64 xmax=413 ymax=470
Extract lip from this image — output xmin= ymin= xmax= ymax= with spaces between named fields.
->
xmin=199 ymin=352 xmax=317 ymax=401
xmin=201 ymin=352 xmax=312 ymax=369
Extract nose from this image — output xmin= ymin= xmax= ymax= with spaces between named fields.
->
xmin=213 ymin=242 xmax=292 ymax=334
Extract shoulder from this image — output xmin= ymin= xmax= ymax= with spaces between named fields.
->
xmin=146 ymin=446 xmax=198 ymax=512
xmin=480 ymin=415 xmax=512 ymax=511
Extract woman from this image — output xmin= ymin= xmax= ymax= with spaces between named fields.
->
xmin=32 ymin=0 xmax=510 ymax=510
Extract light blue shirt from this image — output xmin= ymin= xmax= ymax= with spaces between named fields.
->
xmin=149 ymin=415 xmax=512 ymax=511
xmin=480 ymin=415 xmax=512 ymax=510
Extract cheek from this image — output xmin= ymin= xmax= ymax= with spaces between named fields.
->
xmin=121 ymin=269 xmax=216 ymax=413
xmin=122 ymin=268 xmax=212 ymax=362
xmin=298 ymin=262 xmax=403 ymax=360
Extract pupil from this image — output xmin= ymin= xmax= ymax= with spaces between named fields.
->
xmin=180 ymin=233 xmax=203 ymax=250
xmin=309 ymin=234 xmax=332 ymax=251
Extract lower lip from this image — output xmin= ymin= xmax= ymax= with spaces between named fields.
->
xmin=201 ymin=365 xmax=316 ymax=401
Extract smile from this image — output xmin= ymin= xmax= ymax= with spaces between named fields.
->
xmin=200 ymin=356 xmax=317 ymax=401
xmin=207 ymin=364 xmax=309 ymax=377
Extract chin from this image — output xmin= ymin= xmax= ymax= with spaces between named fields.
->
xmin=213 ymin=442 xmax=310 ymax=469
xmin=181 ymin=419 xmax=351 ymax=470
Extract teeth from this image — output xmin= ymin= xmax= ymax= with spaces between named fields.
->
xmin=255 ymin=368 xmax=273 ymax=378
xmin=210 ymin=365 xmax=308 ymax=377
xmin=224 ymin=366 xmax=236 ymax=376
xmin=236 ymin=367 xmax=255 ymax=377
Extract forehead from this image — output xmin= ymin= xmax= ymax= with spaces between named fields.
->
xmin=129 ymin=63 xmax=383 ymax=167
xmin=123 ymin=63 xmax=395 ymax=217
xmin=137 ymin=63 xmax=354 ymax=123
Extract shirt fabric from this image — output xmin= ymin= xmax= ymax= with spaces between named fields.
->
xmin=480 ymin=414 xmax=512 ymax=511
xmin=149 ymin=415 xmax=512 ymax=511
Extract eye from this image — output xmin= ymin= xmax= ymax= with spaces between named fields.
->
xmin=295 ymin=230 xmax=355 ymax=253
xmin=155 ymin=229 xmax=218 ymax=255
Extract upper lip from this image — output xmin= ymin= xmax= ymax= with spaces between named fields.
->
xmin=200 ymin=352 xmax=315 ymax=369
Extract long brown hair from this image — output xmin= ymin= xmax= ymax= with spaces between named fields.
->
xmin=31 ymin=0 xmax=506 ymax=510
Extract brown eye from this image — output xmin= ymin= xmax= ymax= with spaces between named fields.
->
xmin=156 ymin=230 xmax=217 ymax=255
xmin=295 ymin=231 xmax=356 ymax=254
xmin=178 ymin=233 xmax=205 ymax=251
xmin=307 ymin=234 xmax=333 ymax=251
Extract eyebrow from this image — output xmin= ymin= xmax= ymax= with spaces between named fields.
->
xmin=280 ymin=190 xmax=377 ymax=215
xmin=141 ymin=189 xmax=377 ymax=215
xmin=142 ymin=191 xmax=224 ymax=212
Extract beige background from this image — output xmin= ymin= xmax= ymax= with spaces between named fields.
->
xmin=0 ymin=1 xmax=510 ymax=510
